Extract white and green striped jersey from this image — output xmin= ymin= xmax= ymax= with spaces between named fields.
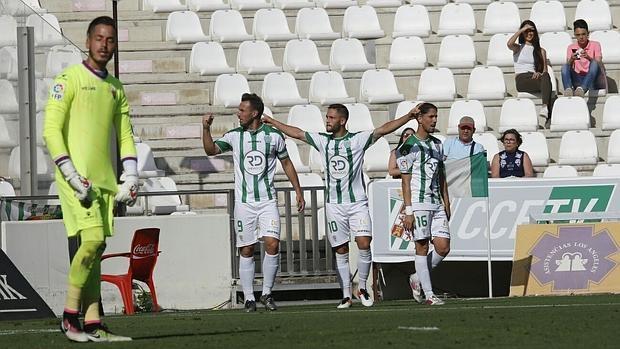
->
xmin=397 ymin=134 xmax=445 ymax=210
xmin=215 ymin=124 xmax=288 ymax=203
xmin=305 ymin=130 xmax=375 ymax=204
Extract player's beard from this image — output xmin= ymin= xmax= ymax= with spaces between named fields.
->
xmin=88 ymin=49 xmax=112 ymax=70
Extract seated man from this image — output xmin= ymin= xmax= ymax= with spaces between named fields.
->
xmin=443 ymin=116 xmax=485 ymax=161
xmin=561 ymin=19 xmax=603 ymax=97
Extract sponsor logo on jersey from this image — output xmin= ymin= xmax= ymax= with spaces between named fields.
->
xmin=329 ymin=155 xmax=349 ymax=180
xmin=50 ymin=83 xmax=65 ymax=100
xmin=244 ymin=150 xmax=266 ymax=175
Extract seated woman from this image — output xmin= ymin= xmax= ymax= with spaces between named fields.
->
xmin=388 ymin=127 xmax=414 ymax=179
xmin=491 ymin=129 xmax=534 ymax=178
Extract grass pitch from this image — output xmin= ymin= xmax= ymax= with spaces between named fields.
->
xmin=1 ymin=294 xmax=619 ymax=348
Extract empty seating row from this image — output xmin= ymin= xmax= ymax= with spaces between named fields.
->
xmin=147 ymin=0 xmax=358 ymax=12
xmin=0 ymin=13 xmax=65 ymax=47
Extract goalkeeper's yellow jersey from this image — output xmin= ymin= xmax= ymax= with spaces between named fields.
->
xmin=43 ymin=62 xmax=136 ymax=193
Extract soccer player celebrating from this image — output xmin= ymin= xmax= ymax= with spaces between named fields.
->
xmin=202 ymin=93 xmax=305 ymax=312
xmin=44 ymin=16 xmax=136 ymax=342
xmin=397 ymin=103 xmax=451 ymax=306
xmin=263 ymin=104 xmax=419 ymax=309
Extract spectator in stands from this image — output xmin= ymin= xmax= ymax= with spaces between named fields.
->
xmin=491 ymin=129 xmax=534 ymax=178
xmin=508 ymin=20 xmax=555 ymax=124
xmin=388 ymin=127 xmax=414 ymax=178
xmin=442 ymin=116 xmax=485 ymax=161
xmin=561 ymin=19 xmax=602 ymax=97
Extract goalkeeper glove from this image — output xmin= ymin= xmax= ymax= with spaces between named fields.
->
xmin=57 ymin=157 xmax=91 ymax=206
xmin=115 ymin=158 xmax=139 ymax=207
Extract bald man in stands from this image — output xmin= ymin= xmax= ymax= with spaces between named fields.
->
xmin=443 ymin=116 xmax=486 ymax=161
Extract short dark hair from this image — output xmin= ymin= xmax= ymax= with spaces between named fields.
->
xmin=328 ymin=104 xmax=349 ymax=120
xmin=87 ymin=16 xmax=116 ymax=37
xmin=417 ymin=102 xmax=438 ymax=116
xmin=241 ymin=93 xmax=264 ymax=118
xmin=501 ymin=129 xmax=523 ymax=147
xmin=573 ymin=19 xmax=589 ymax=32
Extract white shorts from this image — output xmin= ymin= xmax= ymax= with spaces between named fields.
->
xmin=234 ymin=200 xmax=280 ymax=247
xmin=412 ymin=209 xmax=450 ymax=241
xmin=325 ymin=201 xmax=372 ymax=247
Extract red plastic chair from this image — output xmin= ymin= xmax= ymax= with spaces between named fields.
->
xmin=101 ymin=228 xmax=161 ymax=315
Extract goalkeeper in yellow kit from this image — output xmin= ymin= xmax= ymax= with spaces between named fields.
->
xmin=43 ymin=16 xmax=136 ymax=343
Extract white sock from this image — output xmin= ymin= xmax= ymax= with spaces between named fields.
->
xmin=415 ymin=255 xmax=434 ymax=297
xmin=261 ymin=253 xmax=279 ymax=296
xmin=357 ymin=249 xmax=371 ymax=290
xmin=427 ymin=250 xmax=445 ymax=270
xmin=335 ymin=252 xmax=351 ymax=299
xmin=239 ymin=255 xmax=255 ymax=301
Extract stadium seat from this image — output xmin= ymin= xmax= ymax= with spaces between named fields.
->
xmin=294 ymin=173 xmax=324 ymax=209
xmin=446 ymin=99 xmax=487 ymax=135
xmin=486 ymin=33 xmax=515 ymax=67
xmin=0 ymin=46 xmax=18 ymax=80
xmin=283 ymin=39 xmax=329 ymax=73
xmin=498 ymin=98 xmax=538 ymax=132
xmin=483 ymin=1 xmax=520 ymax=35
xmin=539 ymin=32 xmax=572 ymax=65
xmin=165 ymin=11 xmax=209 ymax=43
xmin=367 ymin=0 xmax=402 ymax=8
xmin=8 ymin=146 xmax=53 ymax=181
xmin=3 ymin=0 xmax=47 ymax=16
xmin=230 ymin=0 xmax=272 ymax=10
xmin=26 ymin=13 xmax=64 ymax=47
xmin=262 ymin=72 xmax=308 ymax=107
xmin=392 ymin=101 xmax=420 ymax=135
xmin=543 ymin=165 xmax=578 ymax=178
xmin=607 ymin=130 xmax=620 ymax=163
xmin=329 ymin=38 xmax=376 ymax=72
xmin=0 ymin=15 xmax=17 ymax=47
xmin=143 ymin=177 xmax=190 ymax=214
xmin=101 ymin=228 xmax=161 ymax=315
xmin=136 ymin=142 xmax=166 ymax=178
xmin=359 ymin=69 xmax=405 ymax=104
xmin=315 ymin=0 xmax=357 ymax=9
xmin=590 ymin=30 xmax=620 ymax=64
xmin=364 ymin=138 xmax=390 ymax=172
xmin=45 ymin=45 xmax=83 ymax=78
xmin=342 ymin=5 xmax=385 ymax=40
xmin=287 ymin=104 xmax=326 ymax=132
xmin=273 ymin=0 xmax=314 ymax=9
xmin=574 ymin=0 xmax=612 ymax=31
xmin=593 ymin=164 xmax=620 ymax=177
xmin=237 ymin=40 xmax=282 ymax=74
xmin=213 ymin=73 xmax=250 ymax=107
xmin=308 ymin=147 xmax=324 ymax=172
xmin=454 ymin=0 xmax=491 ymax=3
xmin=602 ymin=95 xmax=620 ymax=130
xmin=189 ymin=42 xmax=235 ymax=75
xmin=410 ymin=0 xmax=446 ymax=4
xmin=466 ymin=66 xmax=506 ymax=100
xmin=472 ymin=132 xmax=499 ymax=162
xmin=516 ymin=65 xmax=558 ymax=99
xmin=188 ymin=0 xmax=231 ymax=11
xmin=308 ymin=71 xmax=356 ymax=105
xmin=520 ymin=131 xmax=549 ymax=166
xmin=0 ymin=178 xmax=16 ymax=197
xmin=529 ymin=0 xmax=566 ymax=33
xmin=437 ymin=3 xmax=476 ymax=36
xmin=433 ymin=134 xmax=447 ymax=144
xmin=276 ymin=138 xmax=310 ymax=174
xmin=0 ymin=79 xmax=18 ymax=114
xmin=549 ymin=97 xmax=590 ymax=131
xmin=209 ymin=10 xmax=254 ymax=42
xmin=437 ymin=35 xmax=476 ymax=69
xmin=36 ymin=78 xmax=53 ymax=112
xmin=558 ymin=130 xmax=598 ymax=165
xmin=0 ymin=116 xmax=17 ymax=148
xmin=388 ymin=36 xmax=427 ymax=70
xmin=392 ymin=5 xmax=431 ymax=38
xmin=295 ymin=7 xmax=341 ymax=40
xmin=344 ymin=103 xmax=375 ymax=132
xmin=144 ymin=0 xmax=187 ymax=12
xmin=253 ymin=8 xmax=297 ymax=41
xmin=417 ymin=67 xmax=456 ymax=101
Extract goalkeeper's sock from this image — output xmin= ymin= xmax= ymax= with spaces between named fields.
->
xmin=357 ymin=249 xmax=371 ymax=290
xmin=261 ymin=253 xmax=279 ymax=296
xmin=64 ymin=285 xmax=82 ymax=314
xmin=427 ymin=250 xmax=445 ymax=271
xmin=239 ymin=255 xmax=255 ymax=301
xmin=335 ymin=252 xmax=351 ymax=299
xmin=415 ymin=255 xmax=434 ymax=297
xmin=83 ymin=251 xmax=103 ymax=324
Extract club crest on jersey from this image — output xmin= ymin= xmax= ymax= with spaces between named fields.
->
xmin=328 ymin=155 xmax=349 ymax=179
xmin=243 ymin=150 xmax=266 ymax=175
xmin=51 ymin=83 xmax=65 ymax=100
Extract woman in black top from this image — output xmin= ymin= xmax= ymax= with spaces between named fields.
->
xmin=388 ymin=127 xmax=415 ymax=179
xmin=491 ymin=129 xmax=535 ymax=178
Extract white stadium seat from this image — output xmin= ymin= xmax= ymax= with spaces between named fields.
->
xmin=0 ymin=79 xmax=19 ymax=114
xmin=165 ymin=11 xmax=209 ymax=43
xmin=308 ymin=147 xmax=324 ymax=172
xmin=0 ymin=15 xmax=17 ymax=47
xmin=0 ymin=117 xmax=17 ymax=148
xmin=593 ymin=164 xmax=620 ymax=177
xmin=543 ymin=165 xmax=578 ymax=178
xmin=253 ymin=8 xmax=297 ymax=41
xmin=209 ymin=10 xmax=254 ymax=42
xmin=237 ymin=40 xmax=282 ymax=74
xmin=437 ymin=35 xmax=476 ymax=69
xmin=447 ymin=99 xmax=487 ymax=135
xmin=276 ymin=139 xmax=310 ymax=174
xmin=359 ymin=69 xmax=405 ymax=104
xmin=45 ymin=45 xmax=83 ymax=78
xmin=437 ymin=3 xmax=476 ymax=36
xmin=295 ymin=173 xmax=324 ymax=209
xmin=283 ymin=39 xmax=329 ymax=73
xmin=454 ymin=0 xmax=491 ymax=4
xmin=472 ymin=132 xmax=499 ymax=162
xmin=417 ymin=67 xmax=456 ymax=102
xmin=590 ymin=30 xmax=620 ymax=64
xmin=549 ymin=97 xmax=590 ymax=131
xmin=0 ymin=46 xmax=18 ymax=80
xmin=36 ymin=78 xmax=52 ymax=112
xmin=388 ymin=36 xmax=427 ymax=70
xmin=392 ymin=5 xmax=431 ymax=38
xmin=3 ymin=0 xmax=47 ymax=16
xmin=26 ymin=13 xmax=64 ymax=47
xmin=558 ymin=130 xmax=598 ymax=165
xmin=467 ymin=66 xmax=506 ymax=100
xmin=344 ymin=103 xmax=375 ymax=132
xmin=261 ymin=72 xmax=308 ymax=107
xmin=295 ymin=8 xmax=341 ymax=40
xmin=574 ymin=0 xmax=612 ymax=31
xmin=287 ymin=104 xmax=326 ymax=132
xmin=393 ymin=101 xmax=420 ymax=136
xmin=499 ymin=98 xmax=538 ymax=132
xmin=607 ymin=130 xmax=620 ymax=163
xmin=483 ymin=1 xmax=520 ymax=35
xmin=143 ymin=177 xmax=189 ymax=215
xmin=540 ymin=31 xmax=573 ymax=65
xmin=529 ymin=0 xmax=566 ymax=33
xmin=189 ymin=41 xmax=235 ymax=75
xmin=486 ymin=33 xmax=514 ymax=67
xmin=602 ymin=95 xmax=620 ymax=130
xmin=273 ymin=0 xmax=314 ymax=9
xmin=0 ymin=178 xmax=16 ymax=197
xmin=213 ymin=73 xmax=250 ymax=107
xmin=367 ymin=0 xmax=403 ymax=8
xmin=136 ymin=142 xmax=166 ymax=178
xmin=410 ymin=0 xmax=447 ymax=5
xmin=230 ymin=0 xmax=272 ymax=10
xmin=342 ymin=5 xmax=385 ymax=40
xmin=188 ymin=0 xmax=231 ymax=11
xmin=329 ymin=38 xmax=376 ymax=72
xmin=433 ymin=134 xmax=447 ymax=144
xmin=145 ymin=0 xmax=187 ymax=12
xmin=8 ymin=146 xmax=53 ymax=181
xmin=315 ymin=0 xmax=357 ymax=9
xmin=520 ymin=132 xmax=549 ymax=166
xmin=308 ymin=71 xmax=356 ymax=105
xmin=364 ymin=138 xmax=391 ymax=172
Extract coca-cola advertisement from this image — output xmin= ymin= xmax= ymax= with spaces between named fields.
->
xmin=133 ymin=243 xmax=156 ymax=257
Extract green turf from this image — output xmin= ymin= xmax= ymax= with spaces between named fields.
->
xmin=1 ymin=294 xmax=620 ymax=348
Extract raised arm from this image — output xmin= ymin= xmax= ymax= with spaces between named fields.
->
xmin=373 ymin=106 xmax=417 ymax=141
xmin=262 ymin=115 xmax=306 ymax=141
xmin=280 ymin=157 xmax=306 ymax=212
xmin=202 ymin=113 xmax=221 ymax=156
xmin=507 ymin=25 xmax=529 ymax=53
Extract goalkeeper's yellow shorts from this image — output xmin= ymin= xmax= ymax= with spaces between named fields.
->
xmin=56 ymin=179 xmax=115 ymax=239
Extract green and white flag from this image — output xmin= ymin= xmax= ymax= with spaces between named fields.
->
xmin=445 ymin=152 xmax=489 ymax=198
xmin=0 ymin=199 xmax=62 ymax=221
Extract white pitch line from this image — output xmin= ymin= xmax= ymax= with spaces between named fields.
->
xmin=398 ymin=326 xmax=439 ymax=331
xmin=0 ymin=329 xmax=58 ymax=336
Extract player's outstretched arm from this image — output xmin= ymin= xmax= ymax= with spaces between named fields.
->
xmin=202 ymin=113 xmax=221 ymax=156
xmin=262 ymin=115 xmax=306 ymax=141
xmin=372 ymin=104 xmax=419 ymax=141
xmin=281 ymin=157 xmax=306 ymax=212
